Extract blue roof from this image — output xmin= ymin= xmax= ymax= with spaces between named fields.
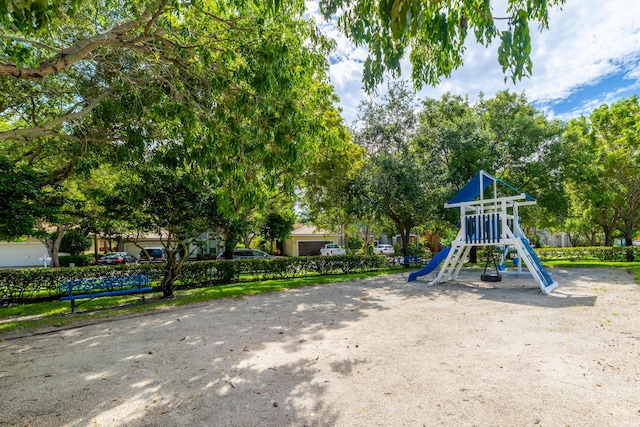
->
xmin=447 ymin=172 xmax=494 ymax=204
xmin=447 ymin=171 xmax=536 ymax=204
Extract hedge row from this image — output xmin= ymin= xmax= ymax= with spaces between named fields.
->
xmin=535 ymin=246 xmax=640 ymax=262
xmin=0 ymin=255 xmax=394 ymax=305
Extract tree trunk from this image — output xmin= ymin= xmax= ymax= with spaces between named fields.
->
xmin=604 ymin=230 xmax=614 ymax=247
xmin=93 ymin=233 xmax=99 ymax=264
xmin=624 ymin=225 xmax=635 ymax=261
xmin=243 ymin=231 xmax=253 ymax=249
xmin=399 ymin=225 xmax=411 ymax=256
xmin=469 ymin=246 xmax=477 ymax=263
xmin=36 ymin=222 xmax=65 ymax=267
xmin=343 ymin=226 xmax=349 ymax=252
xmin=161 ymin=268 xmax=178 ymax=298
xmin=161 ymin=250 xmax=186 ymax=298
xmin=50 ymin=230 xmax=64 ymax=267
xmin=360 ymin=225 xmax=374 ymax=255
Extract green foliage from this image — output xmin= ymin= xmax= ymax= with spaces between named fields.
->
xmin=0 ymin=0 xmax=81 ymax=35
xmin=414 ymin=90 xmax=566 ymax=229
xmin=321 ymin=0 xmax=565 ymax=92
xmin=260 ymin=212 xmax=295 ymax=252
xmin=563 ymin=96 xmax=640 ymax=249
xmin=535 ymin=246 xmax=640 ymax=263
xmin=352 ymin=81 xmax=442 ymax=255
xmin=0 ymin=255 xmax=393 ymax=305
xmin=103 ymin=167 xmax=222 ymax=296
xmin=59 ymin=228 xmax=91 ymax=256
xmin=58 ymin=254 xmax=93 ymax=267
xmin=347 ymin=234 xmax=363 ymax=251
xmin=0 ymin=156 xmax=47 ymax=240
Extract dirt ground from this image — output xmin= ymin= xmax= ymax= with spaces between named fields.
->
xmin=1 ymin=267 xmax=639 ymax=427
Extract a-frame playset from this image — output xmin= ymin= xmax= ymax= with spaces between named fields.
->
xmin=408 ymin=170 xmax=558 ymax=295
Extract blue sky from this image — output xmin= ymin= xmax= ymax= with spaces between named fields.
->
xmin=306 ymin=0 xmax=640 ymax=125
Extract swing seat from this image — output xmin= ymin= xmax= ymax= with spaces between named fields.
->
xmin=480 ymin=273 xmax=502 ymax=282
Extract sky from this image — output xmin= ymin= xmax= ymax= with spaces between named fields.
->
xmin=306 ymin=0 xmax=640 ymax=125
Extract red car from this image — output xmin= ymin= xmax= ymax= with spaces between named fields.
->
xmin=98 ymin=252 xmax=138 ymax=265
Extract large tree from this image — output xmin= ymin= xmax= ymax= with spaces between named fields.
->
xmin=564 ymin=97 xmax=640 ymax=254
xmin=0 ymin=1 xmax=326 ymax=177
xmin=590 ymin=97 xmax=640 ymax=251
xmin=352 ymin=81 xmax=440 ymax=255
xmin=475 ymin=91 xmax=567 ymax=227
xmin=300 ymin=102 xmax=365 ymax=247
xmin=104 ymin=167 xmax=221 ymax=297
xmin=415 ymin=90 xmax=565 ymax=230
xmin=2 ymin=0 xmax=343 ymax=253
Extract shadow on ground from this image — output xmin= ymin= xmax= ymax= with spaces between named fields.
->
xmin=1 ymin=267 xmax=634 ymax=426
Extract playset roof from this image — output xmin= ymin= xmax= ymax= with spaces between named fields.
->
xmin=447 ymin=170 xmax=535 ymax=205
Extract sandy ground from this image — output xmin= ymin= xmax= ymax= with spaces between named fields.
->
xmin=1 ymin=267 xmax=639 ymax=427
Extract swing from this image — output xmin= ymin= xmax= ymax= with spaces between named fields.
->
xmin=481 ymin=248 xmax=502 ymax=282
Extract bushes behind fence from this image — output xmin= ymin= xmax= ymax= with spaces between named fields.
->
xmin=0 ymin=255 xmax=392 ymax=305
xmin=535 ymin=246 xmax=640 ymax=262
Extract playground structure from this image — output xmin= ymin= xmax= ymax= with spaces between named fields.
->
xmin=408 ymin=170 xmax=559 ymax=295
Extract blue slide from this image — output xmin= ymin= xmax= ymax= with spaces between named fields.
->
xmin=519 ymin=238 xmax=555 ymax=288
xmin=407 ymin=246 xmax=452 ymax=282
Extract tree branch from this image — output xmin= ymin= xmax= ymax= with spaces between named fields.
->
xmin=0 ymin=2 xmax=164 ymax=79
xmin=0 ymin=90 xmax=112 ymax=141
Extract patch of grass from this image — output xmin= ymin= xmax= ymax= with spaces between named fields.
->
xmin=545 ymin=260 xmax=640 ymax=284
xmin=0 ymin=270 xmax=395 ymax=335
xmin=544 ymin=260 xmax=633 ymax=268
xmin=628 ymin=265 xmax=640 ymax=283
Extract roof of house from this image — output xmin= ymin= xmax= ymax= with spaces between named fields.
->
xmin=291 ymin=224 xmax=339 ymax=236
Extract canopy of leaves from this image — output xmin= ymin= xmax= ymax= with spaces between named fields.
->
xmin=413 ymin=90 xmax=566 ymax=228
xmin=59 ymin=228 xmax=92 ymax=256
xmin=564 ymin=96 xmax=640 ymax=248
xmin=350 ymin=81 xmax=442 ymax=254
xmin=0 ymin=156 xmax=46 ymax=240
xmin=260 ymin=212 xmax=295 ymax=247
xmin=320 ymin=0 xmax=566 ymax=92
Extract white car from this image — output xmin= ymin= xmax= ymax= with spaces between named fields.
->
xmin=319 ymin=243 xmax=347 ymax=256
xmin=374 ymin=244 xmax=395 ymax=255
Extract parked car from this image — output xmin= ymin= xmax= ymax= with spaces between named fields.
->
xmin=633 ymin=240 xmax=640 ymax=246
xmin=319 ymin=243 xmax=347 ymax=256
xmin=138 ymin=247 xmax=167 ymax=263
xmin=216 ymin=248 xmax=271 ymax=260
xmin=373 ymin=244 xmax=395 ymax=255
xmin=97 ymin=252 xmax=138 ymax=265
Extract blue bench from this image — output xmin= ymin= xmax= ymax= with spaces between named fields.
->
xmin=59 ymin=274 xmax=152 ymax=313
xmin=398 ymin=255 xmax=423 ymax=267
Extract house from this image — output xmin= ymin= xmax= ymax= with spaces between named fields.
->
xmin=283 ymin=224 xmax=341 ymax=256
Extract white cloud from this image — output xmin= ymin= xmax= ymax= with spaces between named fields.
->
xmin=315 ymin=0 xmax=640 ymax=124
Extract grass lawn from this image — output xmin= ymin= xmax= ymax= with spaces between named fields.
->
xmin=545 ymin=260 xmax=640 ymax=282
xmin=0 ymin=270 xmax=397 ymax=335
xmin=2 ymin=262 xmax=639 ymax=336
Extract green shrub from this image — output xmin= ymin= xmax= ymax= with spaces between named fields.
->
xmin=59 ymin=229 xmax=92 ymax=256
xmin=59 ymin=254 xmax=94 ymax=267
xmin=0 ymin=263 xmax=164 ymax=305
xmin=0 ymin=255 xmax=394 ymax=305
xmin=534 ymin=246 xmax=639 ymax=262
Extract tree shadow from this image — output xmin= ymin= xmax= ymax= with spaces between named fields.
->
xmin=2 ymin=267 xmax=633 ymax=425
xmin=0 ymin=281 xmax=388 ymax=426
xmin=386 ymin=267 xmax=601 ymax=308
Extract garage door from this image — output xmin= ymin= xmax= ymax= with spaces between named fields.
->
xmin=0 ymin=241 xmax=48 ymax=268
xmin=298 ymin=241 xmax=331 ymax=256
